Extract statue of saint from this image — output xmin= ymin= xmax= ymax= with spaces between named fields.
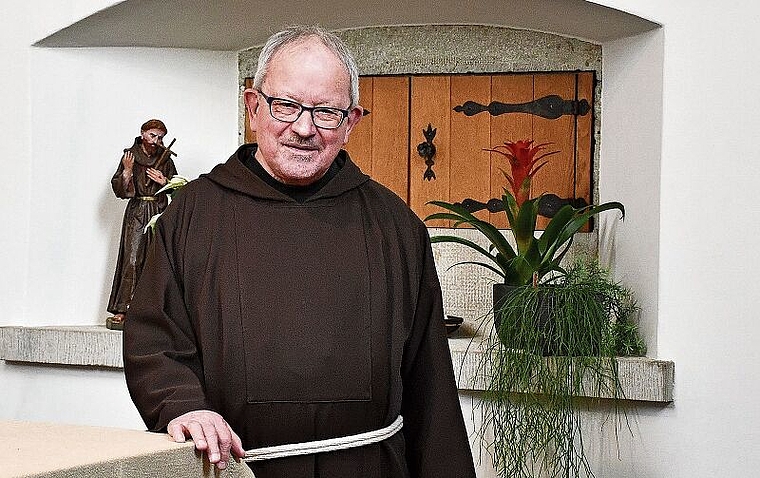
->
xmin=107 ymin=119 xmax=177 ymax=330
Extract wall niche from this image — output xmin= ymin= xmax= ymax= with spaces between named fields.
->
xmin=238 ymin=25 xmax=603 ymax=226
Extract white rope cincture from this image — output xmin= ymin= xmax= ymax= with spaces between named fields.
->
xmin=243 ymin=415 xmax=403 ymax=462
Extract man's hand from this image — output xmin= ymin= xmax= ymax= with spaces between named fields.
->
xmin=122 ymin=151 xmax=135 ymax=170
xmin=121 ymin=152 xmax=135 ymax=185
xmin=146 ymin=168 xmax=167 ymax=186
xmin=167 ymin=410 xmax=245 ymax=470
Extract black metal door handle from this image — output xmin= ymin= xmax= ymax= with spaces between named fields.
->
xmin=417 ymin=123 xmax=437 ymax=181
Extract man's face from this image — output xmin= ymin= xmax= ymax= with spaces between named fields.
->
xmin=141 ymin=128 xmax=165 ymax=156
xmin=245 ymin=39 xmax=362 ymax=186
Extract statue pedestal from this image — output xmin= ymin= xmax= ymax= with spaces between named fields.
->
xmin=105 ymin=316 xmax=124 ymax=330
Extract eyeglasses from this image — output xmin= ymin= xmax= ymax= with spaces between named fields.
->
xmin=257 ymin=90 xmax=350 ymax=130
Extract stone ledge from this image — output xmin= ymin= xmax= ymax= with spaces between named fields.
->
xmin=0 ymin=326 xmax=123 ymax=369
xmin=0 ymin=326 xmax=674 ymax=402
xmin=449 ymin=335 xmax=674 ymax=402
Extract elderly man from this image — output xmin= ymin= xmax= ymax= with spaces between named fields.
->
xmin=107 ymin=119 xmax=176 ymax=329
xmin=124 ymin=26 xmax=476 ymax=478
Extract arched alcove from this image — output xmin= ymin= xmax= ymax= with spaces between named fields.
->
xmin=32 ymin=1 xmax=664 ymax=354
xmin=238 ymin=24 xmax=662 ymax=356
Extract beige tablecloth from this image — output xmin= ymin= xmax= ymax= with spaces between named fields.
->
xmin=0 ymin=420 xmax=255 ymax=478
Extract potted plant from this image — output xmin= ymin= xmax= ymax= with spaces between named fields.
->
xmin=479 ymin=258 xmax=646 ymax=478
xmin=425 ymin=140 xmax=641 ymax=478
xmin=426 ymin=139 xmax=624 ymax=347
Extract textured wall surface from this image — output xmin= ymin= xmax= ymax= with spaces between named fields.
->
xmin=239 ymin=25 xmax=601 ymax=78
xmin=0 ymin=326 xmax=123 ymax=368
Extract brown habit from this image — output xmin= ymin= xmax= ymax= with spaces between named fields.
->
xmin=124 ymin=145 xmax=476 ymax=478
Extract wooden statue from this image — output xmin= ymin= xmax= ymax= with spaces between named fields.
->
xmin=107 ymin=119 xmax=177 ymax=330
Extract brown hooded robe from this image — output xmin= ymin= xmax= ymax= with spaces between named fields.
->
xmin=124 ymin=144 xmax=476 ymax=478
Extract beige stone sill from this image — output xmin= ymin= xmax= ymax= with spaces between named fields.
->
xmin=0 ymin=326 xmax=674 ymax=402
xmin=448 ymin=332 xmax=674 ymax=402
xmin=1 ymin=420 xmax=254 ymax=478
xmin=0 ymin=326 xmax=124 ymax=368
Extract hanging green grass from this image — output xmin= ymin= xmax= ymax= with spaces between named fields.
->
xmin=471 ymin=259 xmax=646 ymax=478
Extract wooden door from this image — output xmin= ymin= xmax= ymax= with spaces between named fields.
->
xmin=404 ymin=72 xmax=593 ymax=229
xmin=344 ymin=76 xmax=410 ymax=202
xmin=410 ymin=75 xmax=451 ymax=227
xmin=243 ymin=72 xmax=594 ymax=230
xmin=243 ymin=78 xmax=256 ymax=143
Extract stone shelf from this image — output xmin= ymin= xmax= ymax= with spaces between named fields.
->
xmin=0 ymin=326 xmax=124 ymax=368
xmin=1 ymin=326 xmax=674 ymax=402
xmin=449 ymin=334 xmax=674 ymax=402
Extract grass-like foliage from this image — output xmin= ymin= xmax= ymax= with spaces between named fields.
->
xmin=473 ymin=259 xmax=646 ymax=478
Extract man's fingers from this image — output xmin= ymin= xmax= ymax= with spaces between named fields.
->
xmin=166 ymin=421 xmax=188 ymax=443
xmin=166 ymin=410 xmax=239 ymax=469
xmin=214 ymin=424 xmax=234 ymax=468
xmin=199 ymin=421 xmax=221 ymax=463
xmin=185 ymin=420 xmax=209 ymax=451
xmin=146 ymin=168 xmax=166 ymax=185
xmin=122 ymin=152 xmax=134 ymax=168
xmin=230 ymin=426 xmax=246 ymax=460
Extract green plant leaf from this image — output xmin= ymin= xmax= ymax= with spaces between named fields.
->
xmin=538 ymin=205 xmax=576 ymax=254
xmin=553 ymin=202 xmax=625 ymax=251
xmin=447 ymin=260 xmax=506 ymax=279
xmin=431 ymin=234 xmax=495 ymax=259
xmin=537 ymin=202 xmax=624 ymax=275
xmin=427 ymin=200 xmax=517 ymax=263
xmin=424 ymin=212 xmax=468 ymax=222
xmin=502 ymin=191 xmax=519 ymax=228
xmin=155 ymin=175 xmax=189 ymax=195
xmin=144 ymin=212 xmax=161 ymax=234
xmin=430 ymin=235 xmax=513 ymax=279
xmin=512 ymin=197 xmax=539 ymax=253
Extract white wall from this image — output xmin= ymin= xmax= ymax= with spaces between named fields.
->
xmin=4 ymin=0 xmax=760 ymax=476
xmin=0 ymin=0 xmax=35 ymax=327
xmin=596 ymin=0 xmax=760 ymax=476
xmin=25 ymin=46 xmax=239 ymax=326
xmin=0 ymin=3 xmax=238 ymax=429
xmin=0 ymin=362 xmax=144 ymax=429
xmin=600 ymin=28 xmax=664 ymax=356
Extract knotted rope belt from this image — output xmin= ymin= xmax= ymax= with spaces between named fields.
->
xmin=243 ymin=415 xmax=403 ymax=462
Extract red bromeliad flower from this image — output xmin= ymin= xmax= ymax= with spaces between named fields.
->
xmin=486 ymin=140 xmax=559 ymax=206
xmin=426 ymin=137 xmax=624 ymax=287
